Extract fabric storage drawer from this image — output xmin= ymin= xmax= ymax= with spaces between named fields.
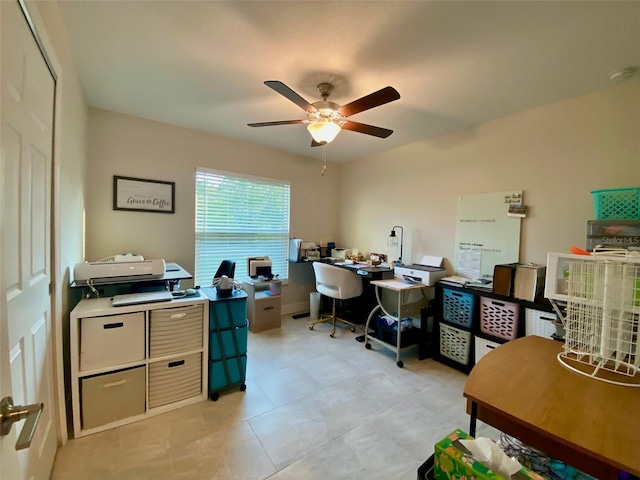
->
xmin=210 ymin=323 xmax=248 ymax=361
xmin=148 ymin=352 xmax=202 ymax=408
xmin=81 ymin=366 xmax=146 ymax=429
xmin=525 ymin=308 xmax=557 ymax=338
xmin=439 ymin=323 xmax=472 ymax=365
xmin=479 ymin=297 xmax=520 ymax=340
xmin=209 ymin=355 xmax=247 ymax=391
xmin=80 ymin=312 xmax=145 ymax=371
xmin=474 ymin=336 xmax=502 ymax=365
xmin=149 ymin=304 xmax=204 ymax=358
xmin=442 ymin=288 xmax=474 ymax=328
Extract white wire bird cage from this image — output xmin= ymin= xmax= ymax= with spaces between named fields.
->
xmin=546 ymin=249 xmax=640 ymax=387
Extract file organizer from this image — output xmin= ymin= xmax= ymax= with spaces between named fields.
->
xmin=201 ymin=287 xmax=249 ymax=400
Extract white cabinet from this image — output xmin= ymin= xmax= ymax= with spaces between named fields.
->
xmin=70 ymin=296 xmax=208 ymax=438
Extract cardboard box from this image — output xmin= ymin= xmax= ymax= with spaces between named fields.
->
xmin=513 ymin=264 xmax=546 ymax=302
xmin=492 ymin=263 xmax=519 ymax=297
xmin=434 ymin=430 xmax=547 ymax=480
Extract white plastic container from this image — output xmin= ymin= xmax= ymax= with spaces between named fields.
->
xmin=310 ymin=292 xmax=321 ymax=320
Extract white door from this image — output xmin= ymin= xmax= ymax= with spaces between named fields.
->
xmin=1 ymin=1 xmax=58 ymax=479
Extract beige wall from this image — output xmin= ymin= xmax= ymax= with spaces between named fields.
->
xmin=85 ymin=109 xmax=341 ymax=312
xmin=340 ymin=81 xmax=640 ymax=273
xmin=85 ymin=82 xmax=639 ymax=315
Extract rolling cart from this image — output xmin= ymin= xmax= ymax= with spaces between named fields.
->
xmin=201 ymin=287 xmax=249 ymax=400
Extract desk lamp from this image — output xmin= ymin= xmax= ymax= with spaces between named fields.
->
xmin=388 ymin=226 xmax=404 ymax=265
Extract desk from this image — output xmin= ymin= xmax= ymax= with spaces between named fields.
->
xmin=363 ymin=279 xmax=428 ymax=367
xmin=70 ymin=262 xmax=193 ymax=307
xmin=464 ymin=335 xmax=640 ymax=479
xmin=293 ymin=260 xmax=393 ymax=323
xmin=294 ymin=258 xmax=394 ymax=280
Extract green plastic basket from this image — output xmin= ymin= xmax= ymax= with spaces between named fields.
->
xmin=592 ymin=187 xmax=640 ymax=220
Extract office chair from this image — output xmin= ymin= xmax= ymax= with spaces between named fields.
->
xmin=311 ymin=262 xmax=363 ymax=337
xmin=214 ymin=260 xmax=236 ymax=279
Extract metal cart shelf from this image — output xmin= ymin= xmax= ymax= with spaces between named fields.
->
xmin=363 ymin=279 xmax=429 ymax=367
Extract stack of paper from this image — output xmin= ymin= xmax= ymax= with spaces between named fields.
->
xmin=440 ymin=276 xmax=470 ymax=286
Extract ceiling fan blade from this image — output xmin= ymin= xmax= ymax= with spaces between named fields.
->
xmin=264 ymin=81 xmax=317 ymax=113
xmin=342 ymin=121 xmax=393 ymax=138
xmin=338 ymin=86 xmax=400 ymax=117
xmin=247 ymin=120 xmax=304 ymax=127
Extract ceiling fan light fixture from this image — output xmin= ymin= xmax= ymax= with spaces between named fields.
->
xmin=307 ymin=120 xmax=341 ymax=144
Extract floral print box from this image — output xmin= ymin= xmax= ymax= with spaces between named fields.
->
xmin=434 ymin=430 xmax=546 ymax=480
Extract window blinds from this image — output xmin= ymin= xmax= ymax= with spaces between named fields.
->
xmin=194 ymin=168 xmax=291 ymax=286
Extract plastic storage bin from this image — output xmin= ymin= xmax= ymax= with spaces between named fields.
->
xmin=474 ymin=335 xmax=502 ymax=364
xmin=209 ymin=322 xmax=248 ymax=360
xmin=439 ymin=323 xmax=472 ymax=365
xmin=586 ymin=219 xmax=640 ymax=251
xmin=376 ymin=316 xmax=419 ymax=349
xmin=442 ymin=288 xmax=474 ymax=328
xmin=592 ymin=187 xmax=640 ymax=220
xmin=202 ymin=287 xmax=248 ymax=328
xmin=479 ymin=297 xmax=520 ymax=340
xmin=202 ymin=287 xmax=248 ymax=400
xmin=524 ymin=308 xmax=557 ymax=339
xmin=209 ymin=355 xmax=247 ymax=391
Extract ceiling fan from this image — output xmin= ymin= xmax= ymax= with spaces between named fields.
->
xmin=248 ymin=81 xmax=401 ymax=146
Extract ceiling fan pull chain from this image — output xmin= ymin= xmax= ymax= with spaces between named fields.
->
xmin=321 ymin=145 xmax=327 ymax=176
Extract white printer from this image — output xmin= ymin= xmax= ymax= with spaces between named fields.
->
xmin=394 ymin=255 xmax=446 ymax=286
xmin=74 ymin=257 xmax=166 ymax=284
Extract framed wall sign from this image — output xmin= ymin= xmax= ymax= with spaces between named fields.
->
xmin=113 ymin=176 xmax=175 ymax=213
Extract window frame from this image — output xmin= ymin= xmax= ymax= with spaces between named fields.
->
xmin=194 ymin=167 xmax=291 ymax=286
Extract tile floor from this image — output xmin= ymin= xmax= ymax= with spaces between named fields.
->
xmin=51 ymin=315 xmax=499 ymax=480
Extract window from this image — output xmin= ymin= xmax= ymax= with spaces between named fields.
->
xmin=195 ymin=168 xmax=290 ymax=286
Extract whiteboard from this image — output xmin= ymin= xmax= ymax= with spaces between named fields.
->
xmin=454 ymin=191 xmax=522 ymax=281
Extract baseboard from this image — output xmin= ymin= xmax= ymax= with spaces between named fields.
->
xmin=281 ymin=300 xmax=309 ymax=316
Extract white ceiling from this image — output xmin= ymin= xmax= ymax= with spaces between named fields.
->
xmin=56 ymin=1 xmax=640 ymax=164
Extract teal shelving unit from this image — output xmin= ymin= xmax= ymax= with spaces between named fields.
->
xmin=201 ymin=287 xmax=248 ymax=401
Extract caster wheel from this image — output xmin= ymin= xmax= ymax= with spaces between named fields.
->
xmin=350 ymin=327 xmax=355 ymax=332
xmin=210 ymin=393 xmax=220 ymax=401
xmin=329 ymin=332 xmax=335 ymax=338
xmin=309 ymin=325 xmax=314 ymax=330
xmin=240 ymin=384 xmax=246 ymax=392
xmin=365 ymin=343 xmax=372 ymax=350
xmin=396 ymin=361 xmax=404 ymax=368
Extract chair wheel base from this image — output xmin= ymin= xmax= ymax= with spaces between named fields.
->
xmin=365 ymin=343 xmax=372 ymax=350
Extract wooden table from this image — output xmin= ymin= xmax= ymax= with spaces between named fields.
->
xmin=464 ymin=335 xmax=640 ymax=479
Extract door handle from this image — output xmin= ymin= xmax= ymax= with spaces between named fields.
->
xmin=0 ymin=396 xmax=44 ymax=450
